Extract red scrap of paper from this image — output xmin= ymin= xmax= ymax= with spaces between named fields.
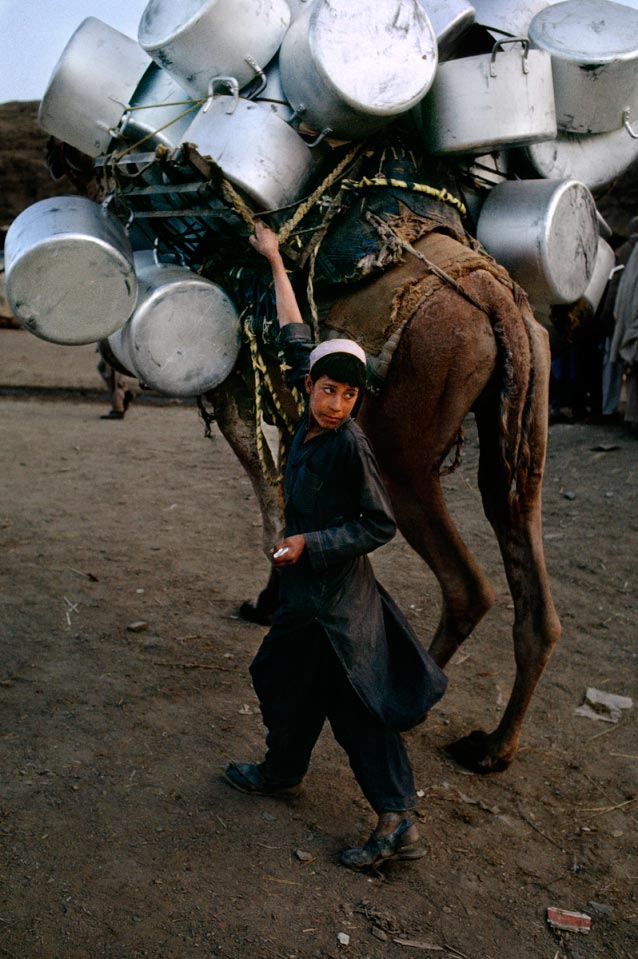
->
xmin=547 ymin=907 xmax=592 ymax=934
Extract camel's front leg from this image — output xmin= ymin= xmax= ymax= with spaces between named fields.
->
xmin=205 ymin=374 xmax=284 ymax=624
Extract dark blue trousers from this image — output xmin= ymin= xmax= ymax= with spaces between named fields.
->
xmin=249 ymin=622 xmax=417 ymax=813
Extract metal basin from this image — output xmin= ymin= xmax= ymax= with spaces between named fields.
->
xmin=476 ymin=178 xmax=599 ymax=304
xmin=125 ymin=252 xmax=240 ymax=396
xmin=279 ymin=0 xmax=438 ymax=138
xmin=4 ymin=197 xmax=138 ymax=345
xmin=38 ymin=17 xmax=151 ymax=158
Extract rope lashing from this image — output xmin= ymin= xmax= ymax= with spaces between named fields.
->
xmin=110 ymin=99 xmax=206 ymax=163
xmin=365 ymin=211 xmax=488 ymax=315
xmin=342 ymin=176 xmax=467 ymax=217
xmin=244 ymin=316 xmax=305 ymax=484
xmin=275 ymin=141 xmax=368 ymax=245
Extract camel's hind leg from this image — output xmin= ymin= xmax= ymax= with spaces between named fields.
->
xmin=448 ymin=319 xmax=561 ymax=772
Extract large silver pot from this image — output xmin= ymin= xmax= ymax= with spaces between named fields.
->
xmin=520 ymin=125 xmax=638 ymax=193
xmin=419 ymin=0 xmax=476 ymax=60
xmin=420 ymin=38 xmax=556 ymax=155
xmin=279 ymin=0 xmax=438 ymax=139
xmin=123 ymin=252 xmax=240 ymax=396
xmin=582 ymin=238 xmax=616 ymax=313
xmin=38 ymin=17 xmax=151 ymax=158
xmin=118 ymin=64 xmax=199 ymax=152
xmin=250 ymin=58 xmax=295 ymax=123
xmin=137 ymin=0 xmax=290 ymax=99
xmin=286 ymin=0 xmax=317 ymax=21
xmin=476 ymin=178 xmax=599 ymax=304
xmin=4 ymin=197 xmax=138 ymax=345
xmin=529 ymin=0 xmax=638 ymax=134
xmin=472 ymin=0 xmax=558 ymax=38
xmin=180 ymin=81 xmax=316 ymax=211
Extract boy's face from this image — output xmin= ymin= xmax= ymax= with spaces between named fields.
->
xmin=304 ymin=373 xmax=359 ymax=430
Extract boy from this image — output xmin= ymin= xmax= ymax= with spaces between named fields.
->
xmin=224 ymin=222 xmax=447 ymax=869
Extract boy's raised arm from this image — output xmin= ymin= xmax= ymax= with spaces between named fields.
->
xmin=249 ymin=221 xmax=304 ymax=328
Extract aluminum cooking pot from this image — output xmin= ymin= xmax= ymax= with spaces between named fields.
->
xmin=520 ymin=125 xmax=638 ymax=193
xmin=118 ymin=64 xmax=199 ymax=152
xmin=279 ymin=0 xmax=438 ymax=139
xmin=528 ymin=0 xmax=638 ymax=134
xmin=420 ymin=38 xmax=556 ymax=155
xmin=245 ymin=57 xmax=295 ymax=123
xmin=124 ymin=251 xmax=240 ymax=396
xmin=472 ymin=0 xmax=558 ymax=38
xmin=38 ymin=17 xmax=151 ymax=158
xmin=419 ymin=0 xmax=476 ymax=60
xmin=137 ymin=0 xmax=290 ymax=99
xmin=286 ymin=0 xmax=317 ymax=21
xmin=4 ymin=197 xmax=138 ymax=345
xmin=180 ymin=81 xmax=316 ymax=211
xmin=582 ymin=238 xmax=616 ymax=314
xmin=106 ymin=319 xmax=139 ymax=379
xmin=476 ymin=178 xmax=599 ymax=304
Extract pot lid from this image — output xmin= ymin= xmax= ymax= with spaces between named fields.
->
xmin=529 ymin=0 xmax=638 ymax=63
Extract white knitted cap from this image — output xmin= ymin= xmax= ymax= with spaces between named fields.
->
xmin=309 ymin=338 xmax=366 ymax=370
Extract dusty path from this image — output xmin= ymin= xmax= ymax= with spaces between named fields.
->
xmin=0 ymin=370 xmax=637 ymax=958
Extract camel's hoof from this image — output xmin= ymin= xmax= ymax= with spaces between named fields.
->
xmin=444 ymin=730 xmax=513 ymax=774
xmin=238 ymin=600 xmax=274 ymax=627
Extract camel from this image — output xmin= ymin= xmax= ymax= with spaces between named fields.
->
xmin=63 ymin=130 xmax=561 ymax=775
xmin=193 ymin=144 xmax=562 ymax=775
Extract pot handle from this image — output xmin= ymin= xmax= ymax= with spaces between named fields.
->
xmin=243 ymin=55 xmax=267 ymax=99
xmin=490 ymin=37 xmax=530 ymax=78
xmin=623 ymin=109 xmax=638 ymax=139
xmin=203 ymin=76 xmax=240 ymax=115
xmin=288 ymin=105 xmax=333 ymax=147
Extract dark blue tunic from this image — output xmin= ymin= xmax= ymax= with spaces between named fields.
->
xmin=266 ymin=324 xmax=447 ymax=731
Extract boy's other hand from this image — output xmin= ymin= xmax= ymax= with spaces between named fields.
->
xmin=271 ymin=535 xmax=305 ymax=567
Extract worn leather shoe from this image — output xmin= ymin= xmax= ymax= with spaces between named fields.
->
xmin=223 ymin=761 xmax=303 ymax=799
xmin=340 ymin=818 xmax=426 ymax=870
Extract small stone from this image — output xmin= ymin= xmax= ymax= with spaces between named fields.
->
xmin=126 ymin=620 xmax=148 ymax=633
xmin=563 ymin=491 xmax=576 ymax=501
xmin=337 ymin=933 xmax=350 ymax=946
xmin=588 ymin=902 xmax=612 ymax=915
xmin=371 ymin=926 xmax=388 ymax=942
xmin=295 ymin=849 xmax=315 ymax=863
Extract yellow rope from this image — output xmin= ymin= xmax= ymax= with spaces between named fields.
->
xmin=243 ymin=318 xmax=304 ymax=484
xmin=342 ymin=175 xmax=467 ymax=217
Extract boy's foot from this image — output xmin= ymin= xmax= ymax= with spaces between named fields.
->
xmin=340 ymin=813 xmax=425 ymax=870
xmin=223 ymin=761 xmax=303 ymax=799
xmin=100 ymin=410 xmax=125 ymax=420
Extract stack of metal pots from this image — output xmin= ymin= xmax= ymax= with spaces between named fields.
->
xmin=6 ymin=0 xmax=638 ymax=392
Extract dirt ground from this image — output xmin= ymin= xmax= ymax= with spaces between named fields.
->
xmin=1 ymin=329 xmax=637 ymax=959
